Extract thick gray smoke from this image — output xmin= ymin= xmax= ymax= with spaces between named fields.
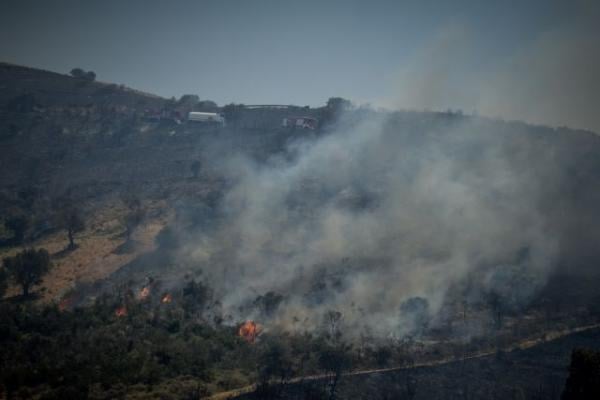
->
xmin=177 ymin=112 xmax=563 ymax=337
xmin=390 ymin=2 xmax=600 ymax=134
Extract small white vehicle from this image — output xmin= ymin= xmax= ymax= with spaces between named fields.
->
xmin=282 ymin=116 xmax=318 ymax=130
xmin=188 ymin=112 xmax=226 ymax=126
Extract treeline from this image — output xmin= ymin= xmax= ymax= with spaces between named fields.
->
xmin=0 ymin=266 xmax=468 ymax=400
xmin=0 ymin=281 xmax=373 ymax=400
xmin=2 ymin=291 xmax=598 ymax=399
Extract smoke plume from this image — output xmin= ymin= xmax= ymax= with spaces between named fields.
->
xmin=390 ymin=2 xmax=600 ymax=134
xmin=173 ymin=110 xmax=575 ymax=338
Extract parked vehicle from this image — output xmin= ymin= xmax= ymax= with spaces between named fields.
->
xmin=282 ymin=116 xmax=318 ymax=130
xmin=188 ymin=111 xmax=225 ymax=126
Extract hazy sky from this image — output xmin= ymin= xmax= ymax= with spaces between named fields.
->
xmin=1 ymin=0 xmax=599 ymax=131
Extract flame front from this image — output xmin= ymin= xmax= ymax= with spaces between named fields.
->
xmin=138 ymin=286 xmax=151 ymax=300
xmin=161 ymin=293 xmax=172 ymax=303
xmin=58 ymin=296 xmax=73 ymax=312
xmin=115 ymin=306 xmax=127 ymax=317
xmin=238 ymin=320 xmax=260 ymax=343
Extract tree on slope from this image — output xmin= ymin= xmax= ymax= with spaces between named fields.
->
xmin=56 ymin=205 xmax=85 ymax=250
xmin=562 ymin=348 xmax=600 ymax=400
xmin=3 ymin=248 xmax=51 ymax=297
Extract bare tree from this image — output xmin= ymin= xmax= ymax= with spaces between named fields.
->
xmin=55 ymin=199 xmax=85 ymax=250
xmin=318 ymin=344 xmax=350 ymax=400
xmin=325 ymin=310 xmax=343 ymax=339
xmin=122 ymin=194 xmax=145 ymax=240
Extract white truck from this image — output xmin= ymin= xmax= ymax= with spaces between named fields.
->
xmin=188 ymin=112 xmax=225 ymax=126
xmin=282 ymin=116 xmax=318 ymax=130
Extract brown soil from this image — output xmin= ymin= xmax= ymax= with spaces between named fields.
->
xmin=1 ymin=202 xmax=172 ymax=302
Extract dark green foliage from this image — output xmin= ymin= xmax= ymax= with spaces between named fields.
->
xmin=196 ymin=100 xmax=219 ymax=112
xmin=326 ymin=97 xmax=352 ymax=113
xmin=0 ymin=299 xmax=218 ymax=398
xmin=53 ymin=197 xmax=86 ymax=249
xmin=258 ymin=340 xmax=293 ymax=384
xmin=222 ymin=103 xmax=244 ymax=126
xmin=0 ymin=285 xmax=371 ymax=399
xmin=17 ymin=186 xmax=38 ymax=211
xmin=5 ymin=214 xmax=29 ymax=244
xmin=182 ymin=279 xmax=211 ymax=316
xmin=0 ymin=294 xmax=242 ymax=397
xmin=373 ymin=346 xmax=392 ymax=367
xmin=562 ymin=348 xmax=600 ymax=400
xmin=6 ymin=93 xmax=37 ymax=112
xmin=0 ymin=267 xmax=7 ymax=298
xmin=318 ymin=343 xmax=352 ymax=400
xmin=70 ymin=68 xmax=85 ymax=78
xmin=253 ymin=291 xmax=284 ymax=318
xmin=70 ymin=68 xmax=96 ymax=81
xmin=63 ymin=210 xmax=85 ymax=249
xmin=177 ymin=94 xmax=200 ymax=107
xmin=3 ymin=248 xmax=51 ymax=297
xmin=322 ymin=97 xmax=353 ymax=124
xmin=85 ymin=71 xmax=96 ymax=81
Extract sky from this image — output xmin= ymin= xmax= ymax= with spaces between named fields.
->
xmin=1 ymin=0 xmax=599 ymax=131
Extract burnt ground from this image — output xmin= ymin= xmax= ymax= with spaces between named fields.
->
xmin=240 ymin=327 xmax=600 ymax=400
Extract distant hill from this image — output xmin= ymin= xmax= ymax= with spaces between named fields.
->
xmin=1 ymin=61 xmax=600 ymax=307
xmin=0 ymin=62 xmax=166 ymax=110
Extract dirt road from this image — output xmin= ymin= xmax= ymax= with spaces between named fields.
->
xmin=204 ymin=322 xmax=600 ymax=399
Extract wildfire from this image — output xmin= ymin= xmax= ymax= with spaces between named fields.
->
xmin=161 ymin=293 xmax=172 ymax=303
xmin=58 ymin=296 xmax=74 ymax=312
xmin=238 ymin=320 xmax=261 ymax=343
xmin=115 ymin=306 xmax=128 ymax=317
xmin=138 ymin=286 xmax=151 ymax=300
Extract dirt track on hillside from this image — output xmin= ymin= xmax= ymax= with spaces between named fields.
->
xmin=204 ymin=323 xmax=600 ymax=400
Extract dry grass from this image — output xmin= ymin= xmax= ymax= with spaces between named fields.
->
xmin=1 ymin=201 xmax=172 ymax=302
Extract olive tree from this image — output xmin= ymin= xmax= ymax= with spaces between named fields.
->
xmin=57 ymin=207 xmax=85 ymax=250
xmin=3 ymin=248 xmax=51 ymax=297
xmin=4 ymin=214 xmax=29 ymax=245
xmin=70 ymin=68 xmax=96 ymax=81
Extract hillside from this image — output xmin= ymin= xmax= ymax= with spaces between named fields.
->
xmin=1 ymin=63 xmax=600 ymax=399
xmin=0 ymin=62 xmax=165 ymax=109
xmin=2 ymin=63 xmax=600 ymax=308
xmin=240 ymin=326 xmax=600 ymax=400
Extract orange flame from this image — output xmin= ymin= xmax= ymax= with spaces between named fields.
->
xmin=115 ymin=306 xmax=128 ymax=317
xmin=58 ymin=296 xmax=74 ymax=312
xmin=238 ymin=320 xmax=261 ymax=343
xmin=161 ymin=293 xmax=172 ymax=303
xmin=138 ymin=286 xmax=151 ymax=300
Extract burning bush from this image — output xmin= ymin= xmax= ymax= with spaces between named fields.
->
xmin=238 ymin=320 xmax=261 ymax=343
xmin=115 ymin=306 xmax=127 ymax=317
xmin=58 ymin=295 xmax=75 ymax=312
xmin=138 ymin=286 xmax=151 ymax=300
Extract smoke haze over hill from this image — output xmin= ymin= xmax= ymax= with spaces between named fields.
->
xmin=390 ymin=2 xmax=600 ymax=133
xmin=3 ymin=2 xmax=600 ymax=398
xmin=166 ymin=110 xmax=595 ymax=337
